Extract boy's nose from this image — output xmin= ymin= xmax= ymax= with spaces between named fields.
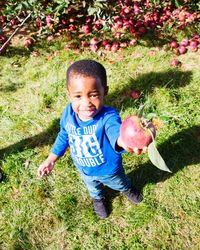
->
xmin=81 ymin=97 xmax=91 ymax=105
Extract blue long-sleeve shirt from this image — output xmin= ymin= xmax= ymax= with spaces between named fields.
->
xmin=51 ymin=104 xmax=124 ymax=176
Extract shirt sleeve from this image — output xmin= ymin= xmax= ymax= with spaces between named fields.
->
xmin=51 ymin=109 xmax=69 ymax=156
xmin=104 ymin=108 xmax=125 ymax=153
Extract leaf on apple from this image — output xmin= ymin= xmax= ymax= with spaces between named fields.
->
xmin=148 ymin=140 xmax=172 ymax=173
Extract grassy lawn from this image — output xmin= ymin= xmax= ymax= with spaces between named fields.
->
xmin=0 ymin=39 xmax=200 ymax=250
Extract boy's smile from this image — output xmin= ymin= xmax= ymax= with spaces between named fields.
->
xmin=67 ymin=75 xmax=107 ymax=121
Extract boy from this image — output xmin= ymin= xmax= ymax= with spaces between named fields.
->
xmin=37 ymin=59 xmax=146 ymax=219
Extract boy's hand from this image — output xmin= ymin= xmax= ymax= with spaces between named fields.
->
xmin=117 ymin=137 xmax=148 ymax=155
xmin=37 ymin=160 xmax=55 ymax=177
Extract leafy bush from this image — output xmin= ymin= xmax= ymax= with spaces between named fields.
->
xmin=0 ymin=0 xmax=199 ymax=53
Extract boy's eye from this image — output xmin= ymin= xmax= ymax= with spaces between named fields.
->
xmin=90 ymin=93 xmax=99 ymax=98
xmin=74 ymin=95 xmax=81 ymax=99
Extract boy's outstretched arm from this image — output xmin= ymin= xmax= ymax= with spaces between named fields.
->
xmin=37 ymin=153 xmax=59 ymax=177
xmin=117 ymin=136 xmax=147 ymax=155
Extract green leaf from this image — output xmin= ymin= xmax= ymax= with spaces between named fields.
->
xmin=148 ymin=141 xmax=172 ymax=173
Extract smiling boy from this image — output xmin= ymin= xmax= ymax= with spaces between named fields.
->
xmin=37 ymin=59 xmax=146 ymax=218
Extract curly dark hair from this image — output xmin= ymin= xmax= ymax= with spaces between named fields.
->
xmin=66 ymin=59 xmax=107 ymax=90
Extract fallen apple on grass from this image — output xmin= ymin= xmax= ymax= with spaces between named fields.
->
xmin=24 ymin=37 xmax=34 ymax=48
xmin=170 ymin=59 xmax=182 ymax=67
xmin=130 ymin=89 xmax=141 ymax=99
xmin=120 ymin=115 xmax=171 ymax=172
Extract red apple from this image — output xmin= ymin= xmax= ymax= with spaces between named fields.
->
xmin=24 ymin=37 xmax=34 ymax=48
xmin=68 ymin=24 xmax=76 ymax=31
xmin=82 ymin=25 xmax=91 ymax=35
xmin=105 ymin=44 xmax=111 ymax=51
xmin=46 ymin=15 xmax=52 ymax=27
xmin=81 ymin=41 xmax=89 ymax=48
xmin=35 ymin=17 xmax=42 ymax=29
xmin=138 ymin=26 xmax=147 ymax=34
xmin=90 ymin=37 xmax=99 ymax=45
xmin=90 ymin=44 xmax=98 ymax=52
xmin=69 ymin=42 xmax=77 ymax=49
xmin=130 ymin=89 xmax=141 ymax=99
xmin=120 ymin=42 xmax=128 ymax=48
xmin=192 ymin=34 xmax=200 ymax=40
xmin=120 ymin=115 xmax=156 ymax=149
xmin=177 ymin=45 xmax=187 ymax=54
xmin=180 ymin=39 xmax=189 ymax=47
xmin=0 ymin=15 xmax=6 ymax=25
xmin=61 ymin=17 xmax=68 ymax=26
xmin=189 ymin=39 xmax=199 ymax=47
xmin=0 ymin=34 xmax=7 ymax=43
xmin=94 ymin=21 xmax=103 ymax=30
xmin=170 ymin=40 xmax=179 ymax=49
xmin=114 ymin=32 xmax=122 ymax=39
xmin=170 ymin=59 xmax=181 ymax=67
xmin=31 ymin=51 xmax=39 ymax=57
xmin=130 ymin=39 xmax=137 ymax=46
xmin=86 ymin=15 xmax=94 ymax=24
xmin=189 ymin=45 xmax=198 ymax=52
xmin=11 ymin=18 xmax=18 ymax=26
xmin=102 ymin=40 xmax=109 ymax=47
xmin=111 ymin=42 xmax=119 ymax=52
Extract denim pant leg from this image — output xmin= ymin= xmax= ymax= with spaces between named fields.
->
xmin=98 ymin=168 xmax=132 ymax=192
xmin=79 ymin=172 xmax=105 ymax=200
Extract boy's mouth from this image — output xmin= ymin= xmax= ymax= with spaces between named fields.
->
xmin=79 ymin=108 xmax=97 ymax=119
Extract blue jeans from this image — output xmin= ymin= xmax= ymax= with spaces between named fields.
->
xmin=79 ymin=168 xmax=132 ymax=200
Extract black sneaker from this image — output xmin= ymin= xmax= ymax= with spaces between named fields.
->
xmin=93 ymin=198 xmax=108 ymax=219
xmin=123 ymin=187 xmax=143 ymax=204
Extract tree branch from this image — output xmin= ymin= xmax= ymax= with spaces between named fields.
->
xmin=0 ymin=12 xmax=32 ymax=54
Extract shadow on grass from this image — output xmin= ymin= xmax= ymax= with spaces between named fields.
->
xmin=3 ymin=46 xmax=31 ymax=58
xmin=105 ymin=69 xmax=192 ymax=110
xmin=128 ymin=125 xmax=200 ymax=190
xmin=0 ymin=118 xmax=60 ymax=163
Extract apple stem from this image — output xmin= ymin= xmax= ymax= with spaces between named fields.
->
xmin=147 ymin=127 xmax=156 ymax=143
xmin=137 ymin=103 xmax=145 ymax=118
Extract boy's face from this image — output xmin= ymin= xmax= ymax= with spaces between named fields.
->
xmin=67 ymin=75 xmax=108 ymax=121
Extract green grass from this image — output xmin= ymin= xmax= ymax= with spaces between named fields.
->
xmin=0 ymin=39 xmax=200 ymax=250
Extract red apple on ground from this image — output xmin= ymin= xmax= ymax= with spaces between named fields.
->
xmin=177 ymin=45 xmax=187 ymax=54
xmin=130 ymin=89 xmax=141 ymax=99
xmin=120 ymin=42 xmax=128 ymax=48
xmin=105 ymin=44 xmax=111 ymax=51
xmin=102 ymin=40 xmax=109 ymax=47
xmin=82 ymin=25 xmax=91 ymax=35
xmin=11 ymin=18 xmax=18 ymax=26
xmin=24 ymin=37 xmax=34 ymax=48
xmin=46 ymin=15 xmax=52 ymax=27
xmin=0 ymin=34 xmax=7 ymax=43
xmin=180 ymin=39 xmax=189 ymax=47
xmin=138 ymin=26 xmax=147 ymax=34
xmin=170 ymin=40 xmax=179 ymax=49
xmin=31 ymin=51 xmax=39 ymax=57
xmin=189 ymin=45 xmax=198 ymax=52
xmin=90 ymin=37 xmax=99 ymax=45
xmin=189 ymin=39 xmax=199 ymax=48
xmin=35 ymin=17 xmax=42 ymax=29
xmin=90 ymin=44 xmax=98 ymax=52
xmin=170 ymin=59 xmax=182 ymax=67
xmin=120 ymin=115 xmax=156 ymax=149
xmin=81 ymin=41 xmax=89 ymax=48
xmin=130 ymin=39 xmax=137 ymax=46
